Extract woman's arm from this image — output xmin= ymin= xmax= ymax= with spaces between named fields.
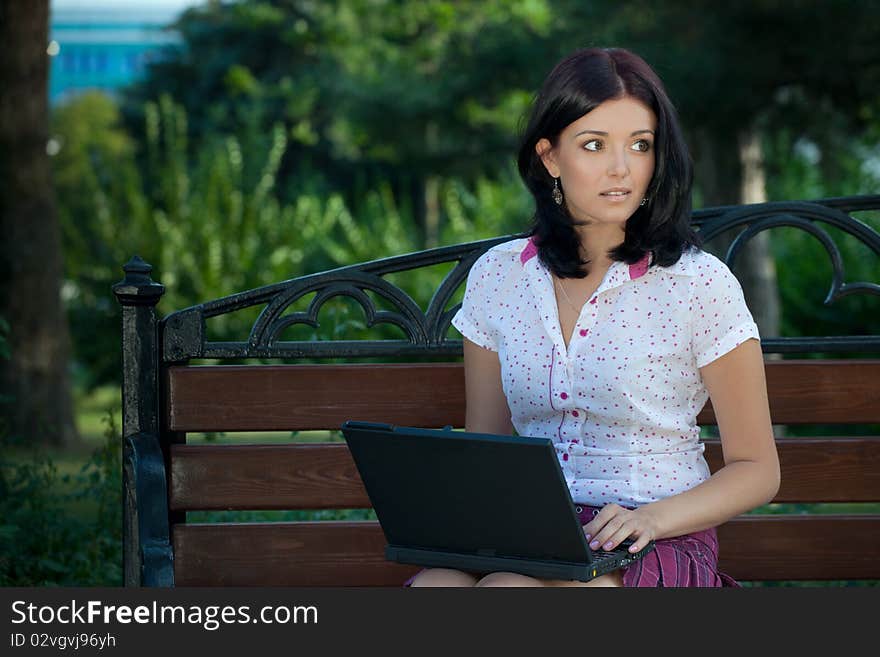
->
xmin=584 ymin=338 xmax=781 ymax=552
xmin=462 ymin=337 xmax=515 ymax=435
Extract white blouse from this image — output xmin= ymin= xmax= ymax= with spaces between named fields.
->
xmin=451 ymin=236 xmax=760 ymax=508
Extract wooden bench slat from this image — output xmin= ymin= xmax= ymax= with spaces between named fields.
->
xmin=173 ymin=521 xmax=416 ymax=587
xmin=170 ymin=443 xmax=367 ymax=511
xmin=166 ymin=363 xmax=465 ymax=432
xmin=166 ymin=360 xmax=880 ymax=432
xmin=705 ymin=437 xmax=880 ymax=503
xmin=171 ymin=515 xmax=880 ymax=585
xmin=169 ymin=438 xmax=880 ymax=511
xmin=716 ymin=515 xmax=880 ymax=581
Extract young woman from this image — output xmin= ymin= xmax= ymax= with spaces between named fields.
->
xmin=407 ymin=47 xmax=780 ymax=587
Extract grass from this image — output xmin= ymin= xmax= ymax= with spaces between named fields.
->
xmin=74 ymin=384 xmax=122 ymax=450
xmin=4 ymin=449 xmax=103 ymax=520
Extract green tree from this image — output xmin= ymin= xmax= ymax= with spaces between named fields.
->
xmin=126 ymin=2 xmax=880 ymax=242
xmin=52 ymin=92 xmax=149 ymax=390
xmin=124 ymin=0 xmax=559 ymax=245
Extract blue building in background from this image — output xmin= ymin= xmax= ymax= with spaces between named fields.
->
xmin=49 ymin=1 xmax=197 ymax=105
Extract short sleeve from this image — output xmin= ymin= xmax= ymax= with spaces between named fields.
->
xmin=691 ymin=255 xmax=761 ymax=368
xmin=451 ymin=250 xmax=501 ymax=352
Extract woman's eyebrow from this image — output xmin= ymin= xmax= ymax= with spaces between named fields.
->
xmin=574 ymin=129 xmax=655 ymax=137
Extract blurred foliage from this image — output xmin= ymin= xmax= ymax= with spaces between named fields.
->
xmin=0 ymin=317 xmax=8 ymax=360
xmin=0 ymin=409 xmax=122 ymax=586
xmin=0 ymin=317 xmax=11 ymax=442
xmin=121 ymin=1 xmax=880 ymax=206
xmin=1 ymin=292 xmax=120 ymax=586
xmin=53 ymin=92 xmax=530 ymax=389
xmin=762 ymin=123 xmax=880 ymax=345
xmin=123 ymin=0 xmax=556 ymax=194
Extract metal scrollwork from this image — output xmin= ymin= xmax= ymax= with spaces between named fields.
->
xmin=161 ymin=235 xmax=515 ymax=360
xmin=698 ymin=200 xmax=880 ymax=306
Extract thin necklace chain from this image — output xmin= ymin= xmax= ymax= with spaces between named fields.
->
xmin=554 ymin=276 xmax=582 ymax=313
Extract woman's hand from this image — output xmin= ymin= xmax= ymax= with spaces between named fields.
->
xmin=581 ymin=503 xmax=659 ymax=554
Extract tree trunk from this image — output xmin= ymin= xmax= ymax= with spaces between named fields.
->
xmin=733 ymin=128 xmax=781 ymax=339
xmin=692 ymin=127 xmax=781 ymax=340
xmin=423 ymin=121 xmax=441 ymax=249
xmin=691 ymin=128 xmax=742 ymax=208
xmin=424 ymin=175 xmax=440 ymax=249
xmin=0 ymin=0 xmax=79 ymax=447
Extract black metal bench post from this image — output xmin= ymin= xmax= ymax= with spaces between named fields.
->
xmin=112 ymin=256 xmax=174 ymax=586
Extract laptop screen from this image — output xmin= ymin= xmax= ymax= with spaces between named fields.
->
xmin=341 ymin=422 xmax=593 ymax=563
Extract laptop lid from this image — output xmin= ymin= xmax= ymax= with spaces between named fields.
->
xmin=341 ymin=421 xmax=594 ymax=564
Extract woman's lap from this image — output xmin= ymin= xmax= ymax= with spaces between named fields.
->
xmin=403 ymin=504 xmax=739 ymax=588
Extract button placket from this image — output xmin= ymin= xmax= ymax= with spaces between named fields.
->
xmin=568 ymin=309 xmax=592 ymax=428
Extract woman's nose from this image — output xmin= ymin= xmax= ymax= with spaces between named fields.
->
xmin=607 ymin=148 xmax=629 ymax=177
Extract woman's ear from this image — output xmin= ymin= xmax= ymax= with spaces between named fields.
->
xmin=535 ymin=138 xmax=559 ymax=178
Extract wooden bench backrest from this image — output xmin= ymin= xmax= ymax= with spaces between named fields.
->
xmin=165 ymin=360 xmax=880 ymax=585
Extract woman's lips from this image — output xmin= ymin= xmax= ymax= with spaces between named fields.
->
xmin=600 ymin=191 xmax=631 ymax=202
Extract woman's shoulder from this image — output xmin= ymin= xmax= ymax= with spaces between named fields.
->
xmin=458 ymin=238 xmax=531 ymax=314
xmin=471 ymin=237 xmax=533 ymax=271
xmin=672 ymin=247 xmax=750 ymax=308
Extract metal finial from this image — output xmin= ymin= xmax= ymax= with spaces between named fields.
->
xmin=113 ymin=256 xmax=165 ymax=306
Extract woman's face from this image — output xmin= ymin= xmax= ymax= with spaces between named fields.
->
xmin=536 ymin=96 xmax=657 ymax=229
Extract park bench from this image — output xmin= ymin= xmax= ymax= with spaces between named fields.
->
xmin=113 ymin=195 xmax=880 ymax=587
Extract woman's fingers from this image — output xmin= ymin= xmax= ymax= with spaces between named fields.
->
xmin=583 ymin=504 xmax=654 ymax=552
xmin=583 ymin=504 xmax=629 ymax=550
xmin=584 ymin=504 xmax=656 ymax=553
xmin=594 ymin=520 xmax=634 ymax=551
xmin=623 ymin=535 xmax=650 ymax=553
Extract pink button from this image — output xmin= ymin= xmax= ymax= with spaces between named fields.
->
xmin=589 ymin=298 xmax=597 ymax=305
xmin=572 ymin=410 xmax=579 ymax=417
xmin=579 ymin=329 xmax=588 ymax=336
xmin=560 ymin=392 xmax=568 ymax=399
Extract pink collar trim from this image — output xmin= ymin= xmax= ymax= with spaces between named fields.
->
xmin=628 ymin=252 xmax=652 ymax=280
xmin=520 ymin=236 xmax=539 ymax=265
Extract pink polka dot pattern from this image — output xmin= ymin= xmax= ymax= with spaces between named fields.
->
xmin=451 ymin=237 xmax=761 ymax=509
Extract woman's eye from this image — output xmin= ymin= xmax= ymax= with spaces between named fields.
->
xmin=632 ymin=139 xmax=652 ymax=152
xmin=583 ymin=139 xmax=602 ymax=152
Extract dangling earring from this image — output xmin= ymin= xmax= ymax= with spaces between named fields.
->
xmin=640 ymin=196 xmax=650 ymax=207
xmin=552 ymin=177 xmax=564 ymax=205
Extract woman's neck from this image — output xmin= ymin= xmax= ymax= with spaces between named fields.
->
xmin=573 ymin=223 xmax=626 ymax=272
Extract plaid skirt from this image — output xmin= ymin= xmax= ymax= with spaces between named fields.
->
xmin=403 ymin=504 xmax=740 ymax=588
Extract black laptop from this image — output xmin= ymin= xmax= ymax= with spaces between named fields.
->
xmin=341 ymin=420 xmax=655 ymax=582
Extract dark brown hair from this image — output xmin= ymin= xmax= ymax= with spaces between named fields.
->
xmin=517 ymin=47 xmax=701 ymax=277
